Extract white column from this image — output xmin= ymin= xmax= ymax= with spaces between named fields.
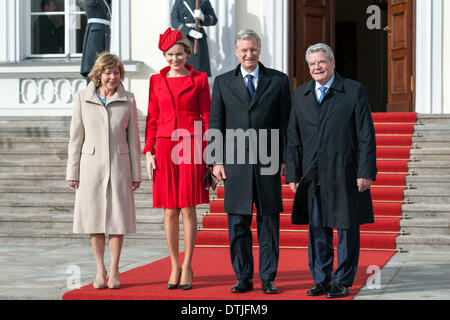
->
xmin=415 ymin=0 xmax=443 ymax=114
xmin=206 ymin=0 xmax=236 ymax=76
xmin=0 ymin=0 xmax=19 ymax=63
xmin=111 ymin=0 xmax=131 ymax=61
xmin=261 ymin=0 xmax=288 ymax=74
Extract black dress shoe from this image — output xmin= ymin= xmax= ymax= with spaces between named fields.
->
xmin=326 ymin=283 xmax=350 ymax=298
xmin=261 ymin=280 xmax=277 ymax=294
xmin=307 ymin=281 xmax=332 ymax=296
xmin=167 ymin=270 xmax=182 ymax=290
xmin=231 ymin=279 xmax=253 ymax=293
xmin=180 ymin=270 xmax=193 ymax=290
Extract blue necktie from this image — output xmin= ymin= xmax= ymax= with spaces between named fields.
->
xmin=246 ymin=74 xmax=255 ymax=99
xmin=318 ymin=86 xmax=327 ymax=104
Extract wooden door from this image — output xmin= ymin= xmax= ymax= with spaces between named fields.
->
xmin=293 ymin=0 xmax=335 ymax=89
xmin=386 ymin=0 xmax=414 ymax=112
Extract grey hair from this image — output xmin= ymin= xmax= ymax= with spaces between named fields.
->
xmin=305 ymin=43 xmax=335 ymax=63
xmin=235 ymin=29 xmax=262 ymax=49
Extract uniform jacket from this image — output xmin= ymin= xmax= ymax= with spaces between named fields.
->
xmin=209 ymin=63 xmax=292 ymax=215
xmin=286 ymin=73 xmax=377 ymax=229
xmin=66 ymin=82 xmax=142 ymax=234
xmin=80 ymin=0 xmax=112 ymax=76
xmin=171 ymin=0 xmax=217 ymax=76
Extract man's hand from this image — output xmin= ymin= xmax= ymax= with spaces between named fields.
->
xmin=289 ymin=182 xmax=299 ymax=193
xmin=213 ymin=164 xmax=227 ymax=181
xmin=280 ymin=163 xmax=286 ymax=176
xmin=357 ymin=178 xmax=372 ymax=192
xmin=193 ymin=9 xmax=204 ymax=21
xmin=188 ymin=29 xmax=203 ymax=39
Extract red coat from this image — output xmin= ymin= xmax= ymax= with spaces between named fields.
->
xmin=143 ymin=64 xmax=211 ymax=154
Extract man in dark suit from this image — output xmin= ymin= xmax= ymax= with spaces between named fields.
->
xmin=209 ymin=29 xmax=292 ymax=294
xmin=286 ymin=43 xmax=377 ymax=298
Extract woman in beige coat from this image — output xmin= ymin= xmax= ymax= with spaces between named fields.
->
xmin=66 ymin=52 xmax=142 ymax=289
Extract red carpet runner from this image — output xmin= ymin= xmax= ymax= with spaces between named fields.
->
xmin=63 ymin=112 xmax=416 ymax=300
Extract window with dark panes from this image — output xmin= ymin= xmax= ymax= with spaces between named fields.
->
xmin=30 ymin=0 xmax=87 ymax=57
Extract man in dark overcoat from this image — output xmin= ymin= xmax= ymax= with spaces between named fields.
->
xmin=80 ymin=0 xmax=112 ymax=78
xmin=209 ymin=29 xmax=292 ymax=294
xmin=286 ymin=43 xmax=377 ymax=298
xmin=171 ymin=0 xmax=217 ymax=76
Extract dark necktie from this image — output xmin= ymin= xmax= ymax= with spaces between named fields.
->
xmin=246 ymin=74 xmax=255 ymax=99
xmin=317 ymin=86 xmax=327 ymax=104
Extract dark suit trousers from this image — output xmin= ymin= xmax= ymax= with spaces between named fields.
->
xmin=308 ymin=186 xmax=360 ymax=287
xmin=227 ymin=170 xmax=280 ymax=281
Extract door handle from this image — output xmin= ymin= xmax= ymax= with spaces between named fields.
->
xmin=383 ymin=26 xmax=392 ymax=33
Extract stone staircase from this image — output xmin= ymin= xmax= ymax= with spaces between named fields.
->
xmin=0 ymin=115 xmax=449 ymax=251
xmin=0 ymin=116 xmax=209 ymax=246
xmin=398 ymin=114 xmax=450 ymax=251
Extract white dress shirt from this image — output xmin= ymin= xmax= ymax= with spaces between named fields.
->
xmin=241 ymin=64 xmax=260 ymax=90
xmin=315 ymin=74 xmax=335 ymax=101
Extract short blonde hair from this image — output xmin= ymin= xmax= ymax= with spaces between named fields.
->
xmin=163 ymin=37 xmax=192 ymax=59
xmin=88 ymin=52 xmax=125 ymax=86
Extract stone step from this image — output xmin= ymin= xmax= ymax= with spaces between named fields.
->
xmin=0 ymin=200 xmax=209 ymax=215
xmin=396 ymin=234 xmax=450 ymax=251
xmin=0 ymin=229 xmax=179 ymax=246
xmin=403 ymin=188 xmax=450 ymax=204
xmin=400 ymin=218 xmax=450 ymax=236
xmin=410 ymin=149 xmax=450 ymax=161
xmin=416 ymin=114 xmax=450 ymax=124
xmin=408 ymin=161 xmax=450 ymax=175
xmin=402 ymin=204 xmax=450 ymax=219
xmin=0 ymin=212 xmax=204 ymax=233
xmin=0 ymin=138 xmax=68 ymax=150
xmin=412 ymin=136 xmax=450 ymax=148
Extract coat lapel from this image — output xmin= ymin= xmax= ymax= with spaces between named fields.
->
xmin=232 ymin=65 xmax=252 ymax=106
xmin=249 ymin=63 xmax=271 ymax=111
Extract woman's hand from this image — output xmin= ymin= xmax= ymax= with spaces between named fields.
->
xmin=146 ymin=152 xmax=156 ymax=181
xmin=132 ymin=182 xmax=141 ymax=192
xmin=68 ymin=180 xmax=79 ymax=189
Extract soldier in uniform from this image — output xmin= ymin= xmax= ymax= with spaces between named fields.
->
xmin=171 ymin=0 xmax=217 ymax=77
xmin=80 ymin=0 xmax=112 ymax=79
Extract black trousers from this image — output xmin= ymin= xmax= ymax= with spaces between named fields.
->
xmin=227 ymin=173 xmax=280 ymax=281
xmin=308 ymin=186 xmax=360 ymax=287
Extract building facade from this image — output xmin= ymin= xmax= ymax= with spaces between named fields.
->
xmin=0 ymin=0 xmax=449 ymax=116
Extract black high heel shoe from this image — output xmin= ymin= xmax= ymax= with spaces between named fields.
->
xmin=167 ymin=270 xmax=182 ymax=290
xmin=180 ymin=270 xmax=193 ymax=290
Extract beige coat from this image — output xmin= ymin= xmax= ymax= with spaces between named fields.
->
xmin=66 ymin=82 xmax=142 ymax=234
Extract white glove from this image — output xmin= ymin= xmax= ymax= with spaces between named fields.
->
xmin=193 ymin=9 xmax=204 ymax=21
xmin=189 ymin=29 xmax=203 ymax=39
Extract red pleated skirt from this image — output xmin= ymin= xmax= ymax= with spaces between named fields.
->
xmin=153 ymin=136 xmax=209 ymax=209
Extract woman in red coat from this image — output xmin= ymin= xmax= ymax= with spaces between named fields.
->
xmin=143 ymin=27 xmax=210 ymax=290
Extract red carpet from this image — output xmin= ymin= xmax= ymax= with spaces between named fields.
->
xmin=63 ymin=112 xmax=416 ymax=300
xmin=63 ymin=248 xmax=393 ymax=300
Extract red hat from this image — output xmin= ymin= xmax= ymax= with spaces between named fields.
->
xmin=158 ymin=27 xmax=183 ymax=52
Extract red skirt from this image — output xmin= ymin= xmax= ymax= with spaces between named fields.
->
xmin=153 ymin=136 xmax=209 ymax=209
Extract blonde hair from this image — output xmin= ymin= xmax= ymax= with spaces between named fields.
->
xmin=163 ymin=37 xmax=192 ymax=59
xmin=88 ymin=52 xmax=125 ymax=87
